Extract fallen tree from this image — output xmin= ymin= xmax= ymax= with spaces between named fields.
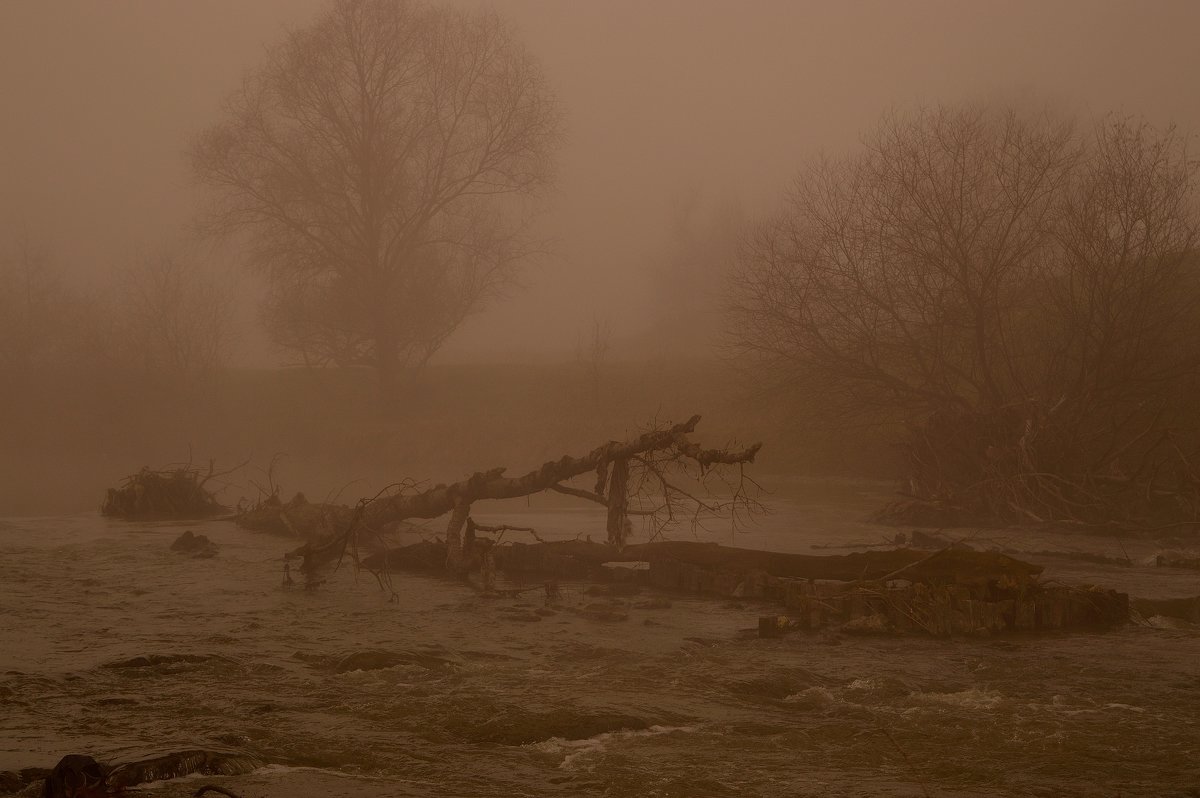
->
xmin=359 ymin=532 xmax=1129 ymax=635
xmin=283 ymin=415 xmax=1133 ymax=635
xmin=290 ymin=415 xmax=762 ymax=574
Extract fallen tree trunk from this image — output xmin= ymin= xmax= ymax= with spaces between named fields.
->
xmin=291 ymin=415 xmax=762 ymax=572
xmin=360 ymin=537 xmax=1128 ymax=635
xmin=285 ymin=414 xmax=1129 ymax=635
xmin=489 ymin=540 xmax=1042 ymax=586
xmin=364 ymin=539 xmax=1043 ymax=589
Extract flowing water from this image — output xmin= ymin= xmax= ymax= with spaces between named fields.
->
xmin=3 ymin=485 xmax=1200 ymax=797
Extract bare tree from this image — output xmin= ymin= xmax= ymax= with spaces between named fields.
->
xmin=649 ymin=187 xmax=744 ymax=356
xmin=115 ymin=254 xmax=234 ymax=386
xmin=730 ymin=105 xmax=1200 ymax=526
xmin=191 ymin=0 xmax=561 ymax=401
xmin=574 ymin=316 xmax=611 ymax=400
xmin=0 ymin=231 xmax=72 ymax=374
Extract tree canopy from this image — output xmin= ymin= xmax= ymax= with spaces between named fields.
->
xmin=193 ymin=0 xmax=561 ymax=399
xmin=730 ymin=105 xmax=1200 ymax=525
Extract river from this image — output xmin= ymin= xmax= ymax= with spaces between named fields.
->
xmin=2 ymin=484 xmax=1199 ymax=797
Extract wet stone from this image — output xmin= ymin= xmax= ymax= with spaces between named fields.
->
xmin=169 ymin=530 xmax=218 ymax=558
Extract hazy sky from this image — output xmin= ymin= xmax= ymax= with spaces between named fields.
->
xmin=2 ymin=1 xmax=1198 ymax=362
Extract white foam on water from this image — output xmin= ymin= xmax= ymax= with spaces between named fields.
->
xmin=1145 ymin=614 xmax=1196 ymax=629
xmin=783 ymin=686 xmax=839 ymax=706
xmin=529 ymin=724 xmax=697 ymax=770
xmin=909 ymin=687 xmax=1004 ymax=711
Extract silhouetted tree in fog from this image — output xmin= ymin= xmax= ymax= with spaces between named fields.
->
xmin=192 ymin=0 xmax=561 ymax=402
xmin=116 ymin=254 xmax=234 ymax=387
xmin=0 ymin=232 xmax=63 ymax=374
xmin=0 ymin=232 xmax=98 ymax=377
xmin=649 ymin=188 xmax=744 ymax=356
xmin=730 ymin=105 xmax=1200 ymax=525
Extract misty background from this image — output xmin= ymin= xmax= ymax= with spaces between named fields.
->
xmin=2 ymin=0 xmax=1199 ymax=514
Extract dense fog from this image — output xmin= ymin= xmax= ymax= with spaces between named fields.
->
xmin=5 ymin=5 xmax=1200 ymax=798
xmin=3 ymin=1 xmax=1198 ymax=362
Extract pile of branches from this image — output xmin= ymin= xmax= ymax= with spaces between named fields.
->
xmin=236 ymin=491 xmax=354 ymax=541
xmin=101 ymin=462 xmax=230 ymax=519
xmin=877 ymin=402 xmax=1200 ymax=530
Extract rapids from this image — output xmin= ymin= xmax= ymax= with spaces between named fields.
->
xmin=2 ymin=485 xmax=1199 ymax=796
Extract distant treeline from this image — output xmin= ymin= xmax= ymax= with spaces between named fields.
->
xmin=0 ymin=359 xmax=900 ymax=516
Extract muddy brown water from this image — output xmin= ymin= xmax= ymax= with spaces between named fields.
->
xmin=2 ymin=486 xmax=1200 ymax=797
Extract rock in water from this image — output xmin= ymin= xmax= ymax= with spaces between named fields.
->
xmin=42 ymin=755 xmax=108 ymax=798
xmin=170 ymin=530 xmax=218 ymax=558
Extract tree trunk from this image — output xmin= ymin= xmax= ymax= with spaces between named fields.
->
xmin=444 ymin=500 xmax=470 ymax=570
xmin=605 ymin=458 xmax=629 ymax=546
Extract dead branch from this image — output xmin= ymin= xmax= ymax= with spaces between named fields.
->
xmin=293 ymin=415 xmax=761 ymax=571
xmin=549 ymin=483 xmax=607 ymax=505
